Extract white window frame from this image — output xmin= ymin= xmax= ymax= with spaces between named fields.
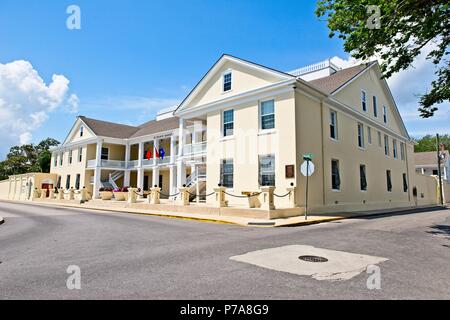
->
xmin=373 ymin=96 xmax=378 ymax=117
xmin=331 ymin=159 xmax=341 ymax=191
xmin=59 ymin=152 xmax=63 ymax=166
xmin=384 ymin=135 xmax=390 ymax=157
xmin=259 ymin=99 xmax=275 ymax=131
xmin=360 ymin=164 xmax=368 ymax=192
xmin=259 ymin=154 xmax=275 ymax=187
xmin=101 ymin=147 xmax=109 ymax=161
xmin=330 ymin=109 xmax=338 ymax=140
xmin=357 ymin=123 xmax=365 ymax=149
xmin=383 ymin=105 xmax=388 ymax=123
xmin=68 ymin=149 xmax=73 ymax=165
xmin=53 ymin=154 xmax=57 ymax=167
xmin=220 ymin=159 xmax=234 ymax=189
xmin=361 ymin=90 xmax=367 ymax=112
xmin=78 ymin=147 xmax=83 ymax=163
xmin=393 ymin=139 xmax=398 ymax=159
xmin=222 ymin=70 xmax=232 ymax=93
xmin=367 ymin=126 xmax=372 ymax=144
xmin=400 ymin=142 xmax=405 ymax=161
xmin=80 ymin=125 xmax=84 ymax=137
xmin=222 ymin=109 xmax=234 ymax=138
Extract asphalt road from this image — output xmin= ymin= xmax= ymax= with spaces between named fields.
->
xmin=0 ymin=201 xmax=449 ymax=300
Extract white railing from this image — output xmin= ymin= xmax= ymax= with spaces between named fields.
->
xmin=128 ymin=160 xmax=139 ymax=169
xmin=101 ymin=160 xmax=126 ymax=169
xmin=288 ymin=59 xmax=339 ymax=77
xmin=87 ymin=160 xmax=96 ymax=168
xmin=183 ymin=142 xmax=207 ymax=156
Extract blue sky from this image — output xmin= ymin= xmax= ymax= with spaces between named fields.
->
xmin=0 ymin=0 xmax=448 ymax=159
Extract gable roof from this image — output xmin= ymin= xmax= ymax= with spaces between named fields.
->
xmin=174 ymin=54 xmax=294 ymax=115
xmin=77 ymin=116 xmax=182 ymax=140
xmin=309 ymin=63 xmax=374 ymax=94
xmin=414 ymin=150 xmax=449 ymax=166
xmin=79 ymin=116 xmax=140 ymax=139
xmin=129 ymin=117 xmax=181 ymax=138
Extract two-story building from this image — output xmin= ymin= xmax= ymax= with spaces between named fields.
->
xmin=38 ymin=54 xmax=439 ymax=213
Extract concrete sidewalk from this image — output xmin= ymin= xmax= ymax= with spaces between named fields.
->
xmin=0 ymin=199 xmax=443 ymax=227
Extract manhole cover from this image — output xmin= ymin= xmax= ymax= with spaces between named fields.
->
xmin=299 ymin=255 xmax=328 ymax=263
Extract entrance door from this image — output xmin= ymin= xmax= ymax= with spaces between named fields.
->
xmin=143 ymin=176 xmax=149 ymax=191
xmin=41 ymin=184 xmax=53 ymax=197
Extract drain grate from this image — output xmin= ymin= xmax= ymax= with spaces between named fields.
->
xmin=299 ymin=255 xmax=328 ymax=263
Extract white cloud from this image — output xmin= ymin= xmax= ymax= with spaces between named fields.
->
xmin=0 ymin=60 xmax=77 ymax=153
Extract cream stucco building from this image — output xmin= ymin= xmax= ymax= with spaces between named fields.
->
xmin=1 ymin=55 xmax=441 ymax=213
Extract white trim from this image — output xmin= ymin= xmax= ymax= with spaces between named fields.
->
xmin=222 ymin=108 xmax=235 ymax=138
xmin=175 ymin=55 xmax=293 ymax=114
xmin=259 ymin=98 xmax=276 ymax=131
xmin=222 ymin=69 xmax=233 ymax=94
xmin=177 ymin=79 xmax=296 ymax=119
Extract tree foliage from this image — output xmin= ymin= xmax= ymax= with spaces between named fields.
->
xmin=316 ymin=0 xmax=449 ymax=117
xmin=0 ymin=138 xmax=60 ymax=180
xmin=413 ymin=134 xmax=450 ymax=152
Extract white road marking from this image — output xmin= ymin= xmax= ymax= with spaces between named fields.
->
xmin=230 ymin=245 xmax=388 ymax=281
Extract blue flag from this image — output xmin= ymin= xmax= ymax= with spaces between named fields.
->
xmin=159 ymin=148 xmax=165 ymax=160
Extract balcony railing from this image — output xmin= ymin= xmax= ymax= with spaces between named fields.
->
xmin=86 ymin=159 xmax=126 ymax=169
xmin=183 ymin=142 xmax=207 ymax=156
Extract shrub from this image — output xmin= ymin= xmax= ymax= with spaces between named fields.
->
xmin=99 ymin=187 xmax=113 ymax=192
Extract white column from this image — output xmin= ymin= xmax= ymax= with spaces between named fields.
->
xmin=178 ymin=118 xmax=186 ymax=158
xmin=152 ymin=168 xmax=160 ymax=188
xmin=93 ymin=139 xmax=103 ymax=198
xmin=124 ymin=143 xmax=131 ymax=187
xmin=138 ymin=142 xmax=144 ymax=167
xmin=137 ymin=168 xmax=144 ymax=191
xmin=170 ymin=135 xmax=176 ymax=164
xmin=153 ymin=139 xmax=159 ymax=166
xmin=177 ymin=118 xmax=187 ymax=189
xmin=169 ymin=165 xmax=176 ymax=197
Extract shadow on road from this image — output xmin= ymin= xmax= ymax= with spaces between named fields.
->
xmin=427 ymin=224 xmax=450 ymax=241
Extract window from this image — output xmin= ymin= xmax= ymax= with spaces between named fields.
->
xmin=223 ymin=109 xmax=234 ymax=137
xmin=386 ymin=170 xmax=392 ymax=192
xmin=403 ymin=173 xmax=408 ymax=192
xmin=259 ymin=155 xmax=275 ymax=186
xmin=384 ymin=135 xmax=390 ymax=156
xmin=393 ymin=139 xmax=398 ymax=159
xmin=56 ymin=176 xmax=61 ymax=189
xmin=53 ymin=154 xmax=57 ymax=167
xmin=400 ymin=142 xmax=405 ymax=160
xmin=331 ymin=160 xmax=341 ymax=190
xmin=330 ymin=110 xmax=338 ymax=139
xmin=378 ymin=131 xmax=382 ymax=147
xmin=75 ymin=174 xmax=80 ymax=190
xmin=383 ymin=106 xmax=388 ymax=123
xmin=373 ymin=96 xmax=378 ymax=117
xmin=367 ymin=127 xmax=372 ymax=144
xmin=69 ymin=150 xmax=73 ymax=164
xmin=223 ymin=72 xmax=232 ymax=92
xmin=360 ymin=164 xmax=367 ymax=191
xmin=357 ymin=123 xmax=365 ymax=148
xmin=80 ymin=126 xmax=84 ymax=137
xmin=78 ymin=147 xmax=83 ymax=162
xmin=433 ymin=169 xmax=438 ymax=175
xmin=220 ymin=159 xmax=234 ymax=188
xmin=361 ymin=90 xmax=367 ymax=111
xmin=66 ymin=175 xmax=71 ymax=190
xmin=101 ymin=147 xmax=109 ymax=160
xmin=59 ymin=153 xmax=63 ymax=166
xmin=260 ymin=100 xmax=275 ymax=130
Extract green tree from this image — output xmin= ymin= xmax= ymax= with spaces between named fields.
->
xmin=414 ymin=134 xmax=450 ymax=152
xmin=0 ymin=137 xmax=60 ymax=180
xmin=316 ymin=0 xmax=449 ymax=118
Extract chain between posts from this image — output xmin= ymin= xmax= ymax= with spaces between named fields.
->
xmin=274 ymin=191 xmax=292 ymax=198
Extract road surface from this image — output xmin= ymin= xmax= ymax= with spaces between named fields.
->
xmin=0 ymin=201 xmax=449 ymax=299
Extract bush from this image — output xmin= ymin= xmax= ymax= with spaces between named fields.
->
xmin=99 ymin=187 xmax=113 ymax=192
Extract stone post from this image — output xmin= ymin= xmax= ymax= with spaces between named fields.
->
xmin=80 ymin=187 xmax=88 ymax=202
xmin=213 ymin=187 xmax=228 ymax=208
xmin=260 ymin=186 xmax=276 ymax=210
xmin=57 ymin=188 xmax=65 ymax=200
xmin=127 ymin=188 xmax=138 ymax=204
xmin=31 ymin=188 xmax=39 ymax=201
xmin=286 ymin=187 xmax=298 ymax=208
xmin=68 ymin=188 xmax=75 ymax=200
xmin=40 ymin=189 xmax=47 ymax=199
xmin=49 ymin=189 xmax=55 ymax=199
xmin=178 ymin=187 xmax=190 ymax=206
xmin=150 ymin=187 xmax=161 ymax=205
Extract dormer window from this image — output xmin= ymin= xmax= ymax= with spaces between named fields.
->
xmin=80 ymin=125 xmax=84 ymax=137
xmin=223 ymin=71 xmax=232 ymax=92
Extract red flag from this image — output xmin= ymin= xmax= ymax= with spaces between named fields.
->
xmin=154 ymin=147 xmax=160 ymax=158
xmin=146 ymin=149 xmax=152 ymax=160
